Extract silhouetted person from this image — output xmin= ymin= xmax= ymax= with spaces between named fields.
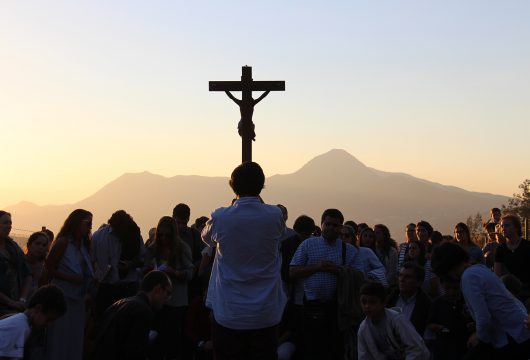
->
xmin=202 ymin=161 xmax=286 ymax=360
xmin=91 ymin=271 xmax=173 ymax=360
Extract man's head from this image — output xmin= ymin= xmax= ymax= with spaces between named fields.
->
xmin=293 ymin=215 xmax=316 ymax=240
xmin=501 ymin=214 xmax=522 ymax=240
xmin=430 ymin=242 xmax=470 ymax=282
xmin=360 ymin=281 xmax=387 ymax=320
xmin=398 ymin=262 xmax=424 ymax=297
xmin=320 ymin=209 xmax=344 ymax=241
xmin=141 ymin=270 xmax=173 ymax=309
xmin=490 ymin=208 xmax=501 ymax=223
xmin=26 ymin=285 xmax=67 ymax=329
xmin=229 ymin=162 xmax=265 ymax=197
xmin=172 ymin=203 xmax=191 ymax=232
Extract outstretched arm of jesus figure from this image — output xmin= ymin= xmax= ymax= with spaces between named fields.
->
xmin=225 ymin=91 xmax=241 ymax=105
xmin=253 ymin=91 xmax=270 ymax=105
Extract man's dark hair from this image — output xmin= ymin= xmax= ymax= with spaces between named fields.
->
xmin=501 ymin=214 xmax=523 ymax=237
xmin=416 ymin=220 xmax=433 ymax=236
xmin=321 ymin=209 xmax=344 ymax=225
xmin=491 ymin=207 xmax=501 ymax=213
xmin=28 ymin=285 xmax=67 ymax=317
xmin=141 ymin=270 xmax=171 ymax=292
xmin=229 ymin=162 xmax=265 ymax=197
xmin=172 ymin=203 xmax=191 ymax=220
xmin=293 ymin=215 xmax=316 ymax=235
xmin=401 ymin=261 xmax=425 ymax=283
xmin=430 ymin=242 xmax=469 ymax=278
xmin=360 ymin=281 xmax=386 ymax=301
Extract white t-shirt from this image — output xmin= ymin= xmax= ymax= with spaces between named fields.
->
xmin=0 ymin=313 xmax=31 ymax=359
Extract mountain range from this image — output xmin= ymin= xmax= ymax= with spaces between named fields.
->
xmin=6 ymin=149 xmax=509 ymax=242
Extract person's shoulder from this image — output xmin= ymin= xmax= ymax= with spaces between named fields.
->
xmin=462 ymin=264 xmax=490 ymax=281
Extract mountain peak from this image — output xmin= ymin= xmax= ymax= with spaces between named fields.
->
xmin=294 ymin=149 xmax=367 ymax=176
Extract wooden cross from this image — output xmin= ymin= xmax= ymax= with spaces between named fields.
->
xmin=209 ymin=66 xmax=285 ymax=163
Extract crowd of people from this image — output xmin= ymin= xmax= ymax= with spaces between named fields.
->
xmin=0 ymin=162 xmax=529 ymax=360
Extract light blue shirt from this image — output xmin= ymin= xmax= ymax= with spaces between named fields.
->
xmin=290 ymin=236 xmax=364 ymax=301
xmin=202 ymin=197 xmax=286 ymax=330
xmin=359 ymin=247 xmax=388 ymax=288
xmin=461 ymin=264 xmax=530 ymax=348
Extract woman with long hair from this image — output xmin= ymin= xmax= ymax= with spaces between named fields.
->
xmin=454 ymin=222 xmax=484 ymax=265
xmin=144 ymin=216 xmax=194 ymax=360
xmin=45 ymin=209 xmax=94 ymax=360
xmin=0 ymin=211 xmax=32 ymax=316
xmin=374 ymin=224 xmax=398 ymax=287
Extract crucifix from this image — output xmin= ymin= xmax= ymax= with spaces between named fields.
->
xmin=209 ymin=66 xmax=285 ymax=163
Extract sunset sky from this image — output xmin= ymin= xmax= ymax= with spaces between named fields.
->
xmin=1 ymin=1 xmax=529 ymax=209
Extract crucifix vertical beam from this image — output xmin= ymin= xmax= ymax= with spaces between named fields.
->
xmin=209 ymin=66 xmax=285 ymax=163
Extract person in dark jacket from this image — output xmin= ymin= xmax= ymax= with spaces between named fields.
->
xmin=386 ymin=262 xmax=432 ymax=337
xmin=90 ymin=271 xmax=172 ymax=360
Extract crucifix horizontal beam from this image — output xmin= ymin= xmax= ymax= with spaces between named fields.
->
xmin=209 ymin=66 xmax=285 ymax=163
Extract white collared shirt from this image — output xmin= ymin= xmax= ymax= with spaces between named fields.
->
xmin=202 ymin=197 xmax=286 ymax=330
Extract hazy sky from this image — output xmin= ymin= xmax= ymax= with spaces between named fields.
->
xmin=1 ymin=1 xmax=529 ymax=209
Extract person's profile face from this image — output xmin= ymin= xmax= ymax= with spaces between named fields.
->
xmin=454 ymin=227 xmax=468 ymax=243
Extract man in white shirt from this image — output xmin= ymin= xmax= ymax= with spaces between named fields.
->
xmin=202 ymin=161 xmax=286 ymax=360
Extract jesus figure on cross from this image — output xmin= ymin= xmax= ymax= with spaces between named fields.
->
xmin=225 ymin=90 xmax=270 ymax=141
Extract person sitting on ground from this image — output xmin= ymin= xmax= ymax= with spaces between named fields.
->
xmin=357 ymin=281 xmax=429 ymax=360
xmin=0 ymin=284 xmax=67 ymax=360
xmin=91 ymin=271 xmax=173 ymax=360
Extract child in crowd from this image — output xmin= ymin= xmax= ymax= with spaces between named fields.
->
xmin=357 ymin=281 xmax=429 ymax=360
xmin=0 ymin=285 xmax=67 ymax=360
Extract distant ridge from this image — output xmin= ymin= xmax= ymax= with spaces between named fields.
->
xmin=6 ymin=149 xmax=509 ymax=241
